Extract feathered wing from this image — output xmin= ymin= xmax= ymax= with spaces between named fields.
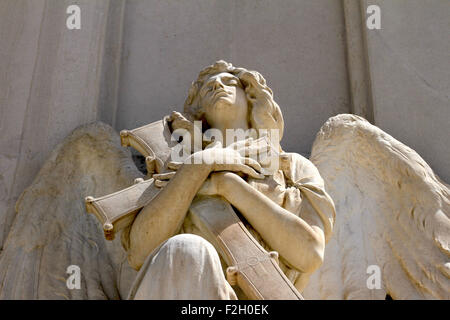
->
xmin=0 ymin=122 xmax=140 ymax=299
xmin=302 ymin=114 xmax=450 ymax=300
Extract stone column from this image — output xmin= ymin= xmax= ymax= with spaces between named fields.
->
xmin=342 ymin=0 xmax=374 ymax=123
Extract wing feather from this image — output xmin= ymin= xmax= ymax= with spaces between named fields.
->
xmin=0 ymin=122 xmax=139 ymax=299
xmin=303 ymin=114 xmax=450 ymax=299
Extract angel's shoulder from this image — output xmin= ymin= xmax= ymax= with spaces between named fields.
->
xmin=280 ymin=152 xmax=324 ymax=186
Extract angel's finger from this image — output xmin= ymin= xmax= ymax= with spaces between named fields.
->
xmin=243 ymin=145 xmax=268 ymax=158
xmin=172 ymin=120 xmax=191 ymax=130
xmin=168 ymin=111 xmax=180 ymax=122
xmin=170 ymin=110 xmax=182 ymax=118
xmin=153 ymin=172 xmax=176 ymax=180
xmin=154 ymin=180 xmax=168 ymax=188
xmin=243 ymin=157 xmax=263 ymax=174
xmin=232 ymin=163 xmax=264 ymax=179
xmin=227 ymin=144 xmax=246 ymax=157
xmin=168 ymin=161 xmax=183 ymax=170
xmin=228 ymin=138 xmax=251 ymax=150
xmin=257 ymin=154 xmax=273 ymax=167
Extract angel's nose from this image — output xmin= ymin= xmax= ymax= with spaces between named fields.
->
xmin=212 ymin=79 xmax=225 ymax=90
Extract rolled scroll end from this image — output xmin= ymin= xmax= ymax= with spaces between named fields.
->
xmin=120 ymin=130 xmax=130 ymax=147
xmin=269 ymin=251 xmax=279 ymax=265
xmin=226 ymin=266 xmax=238 ymax=286
xmin=103 ymin=222 xmax=115 ymax=241
xmin=84 ymin=196 xmax=95 ymax=213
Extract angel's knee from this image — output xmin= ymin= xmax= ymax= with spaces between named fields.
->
xmin=129 ymin=234 xmax=236 ymax=299
xmin=161 ymin=233 xmax=218 ymax=263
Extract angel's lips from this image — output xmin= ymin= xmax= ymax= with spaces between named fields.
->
xmin=212 ymin=90 xmax=232 ymax=100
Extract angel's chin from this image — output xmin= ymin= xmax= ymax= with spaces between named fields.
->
xmin=210 ymin=98 xmax=236 ymax=111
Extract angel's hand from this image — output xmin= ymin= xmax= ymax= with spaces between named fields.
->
xmin=153 ymin=165 xmax=222 ymax=197
xmin=168 ymin=111 xmax=195 ymax=133
xmin=189 ymin=142 xmax=265 ymax=179
xmin=227 ymin=136 xmax=280 ymax=174
xmin=153 ymin=171 xmax=176 ymax=188
xmin=169 ymin=111 xmax=208 ymax=150
xmin=154 ymin=159 xmax=254 ymax=197
xmin=228 ymin=136 xmax=272 ymax=156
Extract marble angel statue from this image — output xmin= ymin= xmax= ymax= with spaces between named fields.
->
xmin=0 ymin=61 xmax=448 ymax=300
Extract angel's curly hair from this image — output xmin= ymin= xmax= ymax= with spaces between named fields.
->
xmin=183 ymin=60 xmax=284 ymax=142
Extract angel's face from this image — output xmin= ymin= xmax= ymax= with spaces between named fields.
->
xmin=198 ymin=72 xmax=249 ymax=131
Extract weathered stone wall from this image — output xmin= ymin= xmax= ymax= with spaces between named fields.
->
xmin=115 ymin=0 xmax=351 ymax=156
xmin=362 ymin=0 xmax=450 ymax=184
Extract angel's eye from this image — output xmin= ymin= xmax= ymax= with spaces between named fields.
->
xmin=200 ymin=84 xmax=213 ymax=97
xmin=228 ymin=78 xmax=244 ymax=89
xmin=225 ymin=78 xmax=239 ymax=86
